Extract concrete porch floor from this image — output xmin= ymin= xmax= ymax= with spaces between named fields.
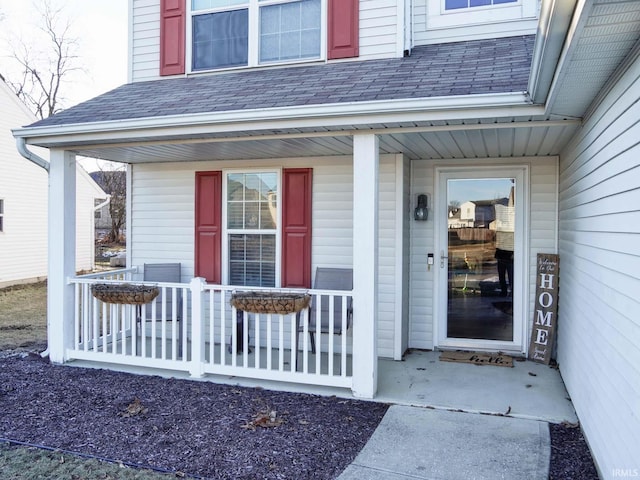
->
xmin=377 ymin=350 xmax=577 ymax=423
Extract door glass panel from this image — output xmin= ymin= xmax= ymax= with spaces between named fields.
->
xmin=447 ymin=178 xmax=515 ymax=341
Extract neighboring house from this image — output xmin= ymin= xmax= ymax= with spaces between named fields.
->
xmin=11 ymin=0 xmax=640 ymax=476
xmin=0 ymin=78 xmax=107 ymax=288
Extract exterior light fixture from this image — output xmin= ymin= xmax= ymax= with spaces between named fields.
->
xmin=414 ymin=194 xmax=428 ymax=221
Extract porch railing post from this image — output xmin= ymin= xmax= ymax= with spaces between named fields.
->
xmin=189 ymin=277 xmax=206 ymax=378
xmin=351 ymin=134 xmax=379 ymax=398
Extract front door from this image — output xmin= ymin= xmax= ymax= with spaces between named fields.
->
xmin=436 ymin=167 xmax=527 ymax=353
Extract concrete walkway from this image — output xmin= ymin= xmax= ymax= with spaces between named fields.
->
xmin=338 ymin=406 xmax=550 ymax=480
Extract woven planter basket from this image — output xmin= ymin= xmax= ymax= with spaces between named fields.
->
xmin=230 ymin=292 xmax=311 ymax=315
xmin=91 ymin=283 xmax=159 ymax=305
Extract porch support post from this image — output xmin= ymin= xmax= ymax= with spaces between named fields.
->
xmin=189 ymin=277 xmax=206 ymax=378
xmin=351 ymin=133 xmax=379 ymax=399
xmin=48 ymin=149 xmax=76 ymax=364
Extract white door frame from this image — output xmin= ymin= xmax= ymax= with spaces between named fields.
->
xmin=434 ymin=165 xmax=529 ymax=354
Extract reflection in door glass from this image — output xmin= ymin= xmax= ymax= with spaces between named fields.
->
xmin=447 ymin=178 xmax=515 ymax=341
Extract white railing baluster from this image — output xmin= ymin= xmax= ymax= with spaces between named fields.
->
xmin=278 ymin=313 xmax=284 ymax=372
xmin=328 ymin=295 xmax=335 ymax=376
xmin=171 ymin=287 xmax=177 ymax=361
xmin=315 ymin=295 xmax=321 ymax=374
xmin=209 ymin=289 xmax=215 ymax=365
xmin=254 ymin=313 xmax=260 ymax=369
xmin=341 ymin=295 xmax=348 ymax=376
xmin=74 ymin=283 xmax=80 ymax=350
xmin=266 ymin=313 xmax=272 ymax=371
xmin=220 ymin=291 xmax=226 ymax=365
xmin=182 ymin=287 xmax=188 ymax=361
xmin=242 ymin=311 xmax=249 ymax=368
xmin=102 ymin=302 xmax=108 ymax=353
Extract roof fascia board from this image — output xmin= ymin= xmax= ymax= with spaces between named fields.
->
xmin=528 ymin=0 xmax=580 ymax=104
xmin=56 ymin=119 xmax=582 ymax=153
xmin=13 ymin=92 xmax=536 ymax=146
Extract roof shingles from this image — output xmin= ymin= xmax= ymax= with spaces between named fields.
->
xmin=29 ymin=35 xmax=534 ymax=128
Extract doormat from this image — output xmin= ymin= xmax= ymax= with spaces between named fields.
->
xmin=439 ymin=350 xmax=513 ymax=367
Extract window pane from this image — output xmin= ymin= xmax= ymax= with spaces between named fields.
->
xmin=192 ymin=10 xmax=248 ymax=70
xmin=228 ymin=202 xmax=244 ymax=228
xmin=228 ymin=234 xmax=276 ymax=287
xmin=259 ymin=0 xmax=320 ymax=63
xmin=244 ymin=202 xmax=259 ymax=228
xmin=192 ymin=0 xmax=246 ymax=11
xmin=470 ymin=0 xmax=491 ymax=6
xmin=445 ymin=0 xmax=469 ymax=9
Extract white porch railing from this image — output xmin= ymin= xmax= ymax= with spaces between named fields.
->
xmin=67 ymin=272 xmax=353 ymax=389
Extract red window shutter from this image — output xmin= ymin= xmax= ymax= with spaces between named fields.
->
xmin=160 ymin=0 xmax=186 ymax=76
xmin=195 ymin=171 xmax=222 ymax=283
xmin=282 ymin=168 xmax=313 ymax=289
xmin=327 ymin=0 xmax=359 ymax=60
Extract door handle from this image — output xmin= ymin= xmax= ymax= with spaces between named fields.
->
xmin=440 ymin=250 xmax=448 ymax=268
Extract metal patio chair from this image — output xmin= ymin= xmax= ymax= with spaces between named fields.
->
xmin=297 ymin=267 xmax=353 ymax=355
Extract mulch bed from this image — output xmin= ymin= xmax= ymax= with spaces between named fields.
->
xmin=549 ymin=422 xmax=600 ymax=479
xmin=0 ymin=354 xmax=388 ymax=479
xmin=0 ymin=350 xmax=600 ymax=479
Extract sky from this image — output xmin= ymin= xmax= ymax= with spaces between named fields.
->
xmin=0 ymin=0 xmax=128 ymax=171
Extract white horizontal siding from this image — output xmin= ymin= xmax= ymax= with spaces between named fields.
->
xmin=359 ymin=0 xmax=401 ymax=60
xmin=412 ymin=0 xmax=537 ymax=46
xmin=130 ymin=155 xmax=400 ymax=358
xmin=131 ymin=0 xmax=161 ymax=82
xmin=409 ymin=160 xmax=436 ymax=349
xmin=409 ymin=157 xmax=558 ymax=351
xmin=557 ymin=53 xmax=640 ymax=477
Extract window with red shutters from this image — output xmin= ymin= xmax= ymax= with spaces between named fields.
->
xmin=327 ymin=0 xmax=359 ymax=60
xmin=195 ymin=169 xmax=312 ymax=288
xmin=160 ymin=0 xmax=186 ymax=76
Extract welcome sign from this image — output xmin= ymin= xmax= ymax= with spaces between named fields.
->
xmin=528 ymin=253 xmax=560 ymax=364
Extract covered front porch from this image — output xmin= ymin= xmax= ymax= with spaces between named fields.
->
xmin=17 ymin=78 xmax=580 ymax=402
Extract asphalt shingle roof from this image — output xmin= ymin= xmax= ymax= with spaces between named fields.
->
xmin=29 ymin=35 xmax=534 ymax=128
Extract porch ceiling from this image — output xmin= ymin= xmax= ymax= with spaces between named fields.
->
xmin=68 ymin=117 xmax=581 ymax=163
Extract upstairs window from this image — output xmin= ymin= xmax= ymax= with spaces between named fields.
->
xmin=191 ymin=0 xmax=322 ymax=72
xmin=445 ymin=0 xmax=516 ymax=9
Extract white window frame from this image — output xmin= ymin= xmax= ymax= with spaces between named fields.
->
xmin=222 ymin=169 xmax=282 ymax=287
xmin=187 ymin=0 xmax=327 ymax=74
xmin=427 ymin=0 xmax=537 ymax=30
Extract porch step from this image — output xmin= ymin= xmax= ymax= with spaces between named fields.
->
xmin=338 ymin=406 xmax=549 ymax=480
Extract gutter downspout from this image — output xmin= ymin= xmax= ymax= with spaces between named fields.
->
xmin=16 ymin=137 xmax=49 ymax=172
xmin=16 ymin=136 xmax=50 ymax=357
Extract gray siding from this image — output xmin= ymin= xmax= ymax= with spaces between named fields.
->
xmin=557 ymin=53 xmax=640 ymax=475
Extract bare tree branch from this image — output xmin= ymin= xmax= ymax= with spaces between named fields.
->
xmin=3 ymin=0 xmax=82 ymax=119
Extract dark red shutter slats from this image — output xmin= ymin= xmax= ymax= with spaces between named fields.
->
xmin=281 ymin=168 xmax=313 ymax=289
xmin=327 ymin=0 xmax=359 ymax=60
xmin=160 ymin=0 xmax=186 ymax=76
xmin=195 ymin=171 xmax=222 ymax=283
